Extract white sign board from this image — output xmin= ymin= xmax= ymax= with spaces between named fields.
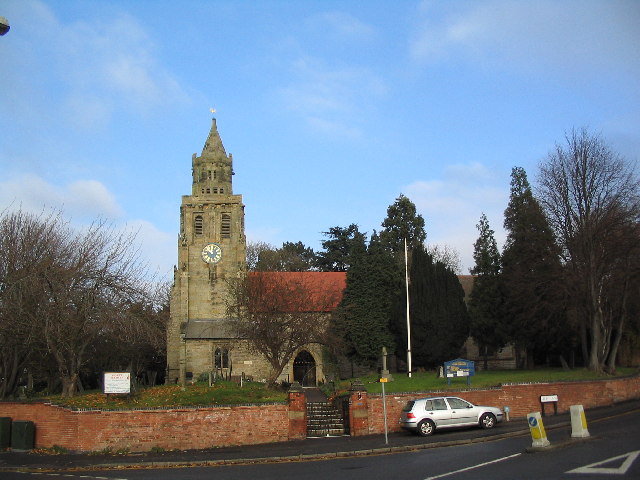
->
xmin=540 ymin=395 xmax=558 ymax=403
xmin=104 ymin=372 xmax=131 ymax=394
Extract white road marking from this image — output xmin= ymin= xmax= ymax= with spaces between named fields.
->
xmin=14 ymin=473 xmax=125 ymax=480
xmin=424 ymin=452 xmax=522 ymax=480
xmin=567 ymin=450 xmax=640 ymax=475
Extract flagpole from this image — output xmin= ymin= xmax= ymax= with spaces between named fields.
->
xmin=405 ymin=238 xmax=412 ymax=378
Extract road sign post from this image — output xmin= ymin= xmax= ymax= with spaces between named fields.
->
xmin=381 ymin=377 xmax=388 ymax=445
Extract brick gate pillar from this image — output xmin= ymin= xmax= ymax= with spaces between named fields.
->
xmin=348 ymin=380 xmax=369 ymax=436
xmin=287 ymin=381 xmax=307 ymax=440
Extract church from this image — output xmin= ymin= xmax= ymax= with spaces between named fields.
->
xmin=166 ymin=117 xmax=345 ymax=386
xmin=166 ymin=117 xmax=519 ymax=385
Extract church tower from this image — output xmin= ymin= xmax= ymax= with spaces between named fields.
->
xmin=167 ymin=117 xmax=246 ymax=384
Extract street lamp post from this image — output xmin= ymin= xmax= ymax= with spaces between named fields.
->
xmin=0 ymin=16 xmax=10 ymax=36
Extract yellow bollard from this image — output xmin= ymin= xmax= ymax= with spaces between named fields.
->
xmin=570 ymin=405 xmax=590 ymax=438
xmin=527 ymin=412 xmax=550 ymax=448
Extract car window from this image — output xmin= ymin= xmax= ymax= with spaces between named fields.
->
xmin=447 ymin=397 xmax=471 ymax=409
xmin=432 ymin=398 xmax=448 ymax=410
xmin=402 ymin=401 xmax=415 ymax=413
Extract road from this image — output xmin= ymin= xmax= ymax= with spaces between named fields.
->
xmin=3 ymin=409 xmax=639 ymax=480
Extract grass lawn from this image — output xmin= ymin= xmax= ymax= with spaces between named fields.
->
xmin=44 ymin=381 xmax=288 ymax=410
xmin=328 ymin=367 xmax=639 ymax=395
xmin=39 ymin=367 xmax=637 ymax=410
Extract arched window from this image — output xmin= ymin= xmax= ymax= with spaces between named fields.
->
xmin=221 ymin=214 xmax=231 ymax=238
xmin=194 ymin=215 xmax=203 ymax=236
xmin=214 ymin=348 xmax=229 ymax=369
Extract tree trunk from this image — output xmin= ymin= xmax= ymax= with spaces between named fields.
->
xmin=482 ymin=345 xmax=489 ymax=371
xmin=526 ymin=349 xmax=535 ymax=370
xmin=579 ymin=320 xmax=588 ymax=367
xmin=588 ymin=312 xmax=602 ymax=371
xmin=0 ymin=347 xmax=21 ymax=398
xmin=61 ymin=373 xmax=79 ymax=397
xmin=606 ymin=283 xmax=629 ymax=374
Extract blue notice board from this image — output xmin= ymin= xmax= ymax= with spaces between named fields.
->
xmin=444 ymin=358 xmax=475 ymax=386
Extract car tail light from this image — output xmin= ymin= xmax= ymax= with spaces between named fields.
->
xmin=406 ymin=413 xmax=416 ymax=419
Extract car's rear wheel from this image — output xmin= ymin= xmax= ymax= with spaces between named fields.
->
xmin=417 ymin=419 xmax=435 ymax=436
xmin=480 ymin=413 xmax=497 ymax=429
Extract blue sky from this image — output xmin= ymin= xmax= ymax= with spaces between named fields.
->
xmin=1 ymin=0 xmax=639 ymax=280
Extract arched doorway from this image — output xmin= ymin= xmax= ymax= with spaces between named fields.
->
xmin=293 ymin=350 xmax=316 ymax=386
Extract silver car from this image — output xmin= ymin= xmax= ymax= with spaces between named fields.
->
xmin=399 ymin=396 xmax=503 ymax=436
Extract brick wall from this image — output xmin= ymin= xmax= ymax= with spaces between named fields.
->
xmin=0 ymin=402 xmax=289 ymax=452
xmin=363 ymin=373 xmax=640 ymax=434
xmin=1 ymin=374 xmax=637 ymax=451
xmin=287 ymin=387 xmax=307 ymax=440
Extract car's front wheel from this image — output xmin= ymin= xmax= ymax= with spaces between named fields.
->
xmin=480 ymin=413 xmax=497 ymax=429
xmin=417 ymin=419 xmax=435 ymax=436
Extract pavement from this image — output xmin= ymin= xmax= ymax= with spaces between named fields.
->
xmin=0 ymin=399 xmax=638 ymax=472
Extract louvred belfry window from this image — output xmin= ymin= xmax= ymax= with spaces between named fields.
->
xmin=194 ymin=215 xmax=203 ymax=236
xmin=221 ymin=214 xmax=231 ymax=238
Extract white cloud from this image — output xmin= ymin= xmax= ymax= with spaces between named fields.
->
xmin=124 ymin=219 xmax=175 ymax=281
xmin=246 ymin=226 xmax=283 ymax=247
xmin=312 ymin=12 xmax=375 ymax=40
xmin=0 ymin=175 xmax=123 ymax=221
xmin=403 ymin=162 xmax=508 ymax=272
xmin=4 ymin=0 xmax=189 ymax=130
xmin=62 ymin=94 xmax=114 ymax=131
xmin=411 ymin=0 xmax=640 ymax=79
xmin=278 ymin=55 xmax=387 ymax=137
xmin=0 ymin=175 xmax=174 ymax=281
xmin=60 ymin=12 xmax=189 ymax=113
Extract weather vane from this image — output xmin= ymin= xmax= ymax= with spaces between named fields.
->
xmin=210 ymin=107 xmax=216 ymax=115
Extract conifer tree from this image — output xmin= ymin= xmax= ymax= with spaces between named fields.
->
xmin=380 ymin=194 xmax=426 ymax=255
xmin=332 ymin=232 xmax=398 ymax=367
xmin=468 ymin=214 xmax=506 ymax=369
xmin=502 ymin=167 xmax=568 ymax=368
xmin=392 ymin=245 xmax=469 ymax=369
xmin=316 ymin=224 xmax=367 ymax=272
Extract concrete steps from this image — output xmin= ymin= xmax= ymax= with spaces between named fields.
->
xmin=306 ymin=401 xmax=346 ymax=437
xmin=304 ymin=388 xmax=346 ymax=438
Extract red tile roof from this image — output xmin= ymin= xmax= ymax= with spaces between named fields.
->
xmin=245 ymin=272 xmax=473 ymax=311
xmin=247 ymin=272 xmax=346 ymax=312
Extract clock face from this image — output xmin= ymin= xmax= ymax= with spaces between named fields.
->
xmin=201 ymin=243 xmax=222 ymax=264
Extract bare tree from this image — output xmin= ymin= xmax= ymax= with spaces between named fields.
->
xmin=246 ymin=240 xmax=275 ymax=271
xmin=537 ymin=128 xmax=640 ymax=372
xmin=87 ymin=281 xmax=170 ymax=388
xmin=0 ymin=209 xmax=62 ymax=398
xmin=226 ymin=272 xmax=341 ymax=385
xmin=426 ymin=243 xmax=462 ymax=274
xmin=39 ymin=221 xmax=149 ymax=396
xmin=1 ymin=209 xmax=163 ymax=397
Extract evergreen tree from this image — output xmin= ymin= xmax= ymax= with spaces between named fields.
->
xmin=380 ymin=194 xmax=426 ymax=255
xmin=468 ymin=214 xmax=506 ymax=369
xmin=392 ymin=245 xmax=469 ymax=369
xmin=316 ymin=224 xmax=367 ymax=272
xmin=332 ymin=232 xmax=398 ymax=367
xmin=254 ymin=241 xmax=316 ymax=271
xmin=502 ymin=167 xmax=569 ymax=368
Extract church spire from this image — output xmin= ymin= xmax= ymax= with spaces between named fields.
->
xmin=192 ymin=115 xmax=233 ymax=197
xmin=201 ymin=117 xmax=227 ymax=158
